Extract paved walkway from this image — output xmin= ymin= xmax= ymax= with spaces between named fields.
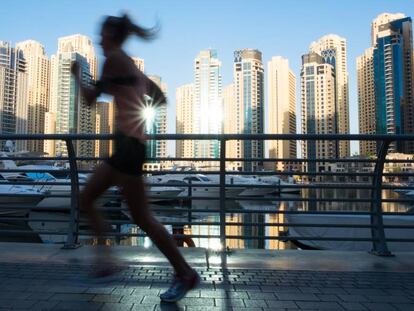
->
xmin=0 ymin=243 xmax=413 ymax=310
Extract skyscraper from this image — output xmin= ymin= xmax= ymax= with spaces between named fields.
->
xmin=0 ymin=41 xmax=28 ymax=152
xmin=358 ymin=13 xmax=414 ymax=154
xmin=301 ymin=52 xmax=336 ymax=173
xmin=46 ymin=35 xmax=97 ymax=158
xmin=95 ymin=100 xmax=115 ymax=158
xmin=357 ymin=47 xmax=376 ymax=156
xmin=176 ymin=83 xmax=194 ymax=159
xmin=58 ymin=34 xmax=97 ymax=79
xmin=373 ymin=15 xmax=414 ymax=153
xmin=15 ymin=40 xmax=50 ymax=153
xmin=310 ymin=34 xmax=350 ymax=158
xmin=144 ymin=75 xmax=167 ymax=169
xmin=223 ymin=83 xmax=241 ymax=171
xmin=371 ymin=13 xmax=406 ymax=46
xmin=54 ymin=52 xmax=94 ymax=157
xmin=233 ymin=49 xmax=264 ymax=172
xmin=193 ymin=50 xmax=222 ymax=165
xmin=267 ymin=56 xmax=297 ymax=171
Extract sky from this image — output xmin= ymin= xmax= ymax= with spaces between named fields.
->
xmin=1 ymin=0 xmax=413 ymax=156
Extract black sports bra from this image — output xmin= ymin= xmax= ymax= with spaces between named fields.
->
xmin=95 ymin=76 xmax=138 ymax=93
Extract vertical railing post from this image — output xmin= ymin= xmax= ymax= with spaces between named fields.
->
xmin=370 ymin=139 xmax=393 ymax=256
xmin=62 ymin=138 xmax=81 ymax=249
xmin=188 ymin=179 xmax=192 ymax=223
xmin=219 ymin=137 xmax=226 ymax=250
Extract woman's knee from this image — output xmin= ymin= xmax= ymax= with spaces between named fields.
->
xmin=135 ymin=215 xmax=159 ymax=233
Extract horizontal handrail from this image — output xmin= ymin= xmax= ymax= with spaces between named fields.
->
xmin=0 ymin=133 xmax=413 ymax=255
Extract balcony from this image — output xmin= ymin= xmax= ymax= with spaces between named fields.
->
xmin=0 ymin=133 xmax=413 ymax=310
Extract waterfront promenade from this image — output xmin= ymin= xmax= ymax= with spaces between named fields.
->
xmin=0 ymin=243 xmax=413 ymax=310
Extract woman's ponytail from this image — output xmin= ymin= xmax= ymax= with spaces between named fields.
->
xmin=122 ymin=14 xmax=159 ymax=41
xmin=103 ymin=14 xmax=160 ymax=44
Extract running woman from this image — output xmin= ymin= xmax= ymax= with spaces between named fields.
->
xmin=71 ymin=14 xmax=200 ymax=302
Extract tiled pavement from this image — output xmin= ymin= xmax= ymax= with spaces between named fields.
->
xmin=0 ymin=262 xmax=414 ymax=311
xmin=0 ymin=244 xmax=414 ymax=310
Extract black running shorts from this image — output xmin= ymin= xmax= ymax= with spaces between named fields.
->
xmin=106 ymin=132 xmax=146 ymax=176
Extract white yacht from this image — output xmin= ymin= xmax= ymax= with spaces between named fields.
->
xmin=148 ymin=174 xmax=244 ymax=198
xmin=208 ymin=174 xmax=275 ymax=197
xmin=0 ymin=181 xmax=45 ymax=216
xmin=252 ymin=175 xmax=300 ymax=194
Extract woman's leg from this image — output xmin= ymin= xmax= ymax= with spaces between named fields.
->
xmin=80 ymin=162 xmax=117 ymax=247
xmin=119 ymin=174 xmax=193 ymax=278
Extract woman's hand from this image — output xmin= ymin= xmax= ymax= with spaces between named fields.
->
xmin=82 ymin=88 xmax=99 ymax=105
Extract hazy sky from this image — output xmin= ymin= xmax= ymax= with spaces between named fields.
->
xmin=1 ymin=0 xmax=413 ymax=155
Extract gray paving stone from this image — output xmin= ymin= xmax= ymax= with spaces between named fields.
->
xmin=30 ymin=300 xmax=60 ymax=311
xmin=243 ymin=298 xmax=268 ymax=307
xmin=393 ymin=304 xmax=414 ymax=311
xmin=233 ymin=285 xmax=261 ymax=291
xmin=226 ymin=291 xmax=248 ymax=299
xmin=247 ymin=291 xmax=277 ymax=299
xmin=50 ymin=293 xmax=95 ymax=301
xmin=339 ymin=302 xmax=369 ymax=310
xmin=0 ymin=291 xmax=32 ymax=299
xmin=120 ymin=294 xmax=144 ymax=303
xmin=299 ymin=287 xmax=322 ymax=294
xmin=315 ymin=294 xmax=342 ymax=302
xmin=112 ymin=288 xmax=135 ymax=295
xmin=366 ymin=295 xmax=412 ymax=303
xmin=276 ymin=293 xmax=320 ymax=301
xmin=345 ymin=288 xmax=387 ymax=295
xmin=186 ymin=307 xmax=223 ymax=311
xmin=272 ymin=286 xmax=302 ymax=293
xmin=142 ymin=296 xmax=164 ymax=305
xmin=133 ymin=288 xmax=161 ymax=296
xmin=200 ymin=290 xmax=226 ymax=298
xmin=53 ymin=301 xmax=103 ymax=311
xmin=265 ymin=300 xmax=298 ymax=308
xmin=153 ymin=303 xmax=185 ymax=311
xmin=296 ymin=301 xmax=345 ymax=310
xmin=0 ymin=299 xmax=37 ymax=309
xmin=338 ymin=294 xmax=370 ymax=302
xmin=92 ymin=294 xmax=123 ymax=302
xmin=214 ymin=298 xmax=245 ymax=307
xmin=85 ymin=287 xmax=115 ymax=294
xmin=362 ymin=302 xmax=398 ymax=311
xmin=319 ymin=287 xmax=349 ymax=295
xmin=180 ymin=297 xmax=215 ymax=306
xmin=130 ymin=304 xmax=156 ymax=311
xmin=49 ymin=285 xmax=89 ymax=294
xmin=100 ymin=302 xmax=134 ymax=311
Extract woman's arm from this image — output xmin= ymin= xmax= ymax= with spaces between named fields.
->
xmin=71 ymin=62 xmax=100 ymax=105
xmin=146 ymin=77 xmax=167 ymax=106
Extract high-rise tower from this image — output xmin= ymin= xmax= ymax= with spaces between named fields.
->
xmin=233 ymin=49 xmax=264 ymax=171
xmin=310 ymin=34 xmax=350 ymax=158
xmin=193 ymin=50 xmax=222 ymax=166
xmin=0 ymin=41 xmax=28 ymax=152
xmin=46 ymin=35 xmax=96 ymax=158
xmin=176 ymin=83 xmax=194 ymax=159
xmin=301 ymin=52 xmax=336 ymax=173
xmin=15 ymin=40 xmax=50 ymax=153
xmin=267 ymin=56 xmax=297 ymax=171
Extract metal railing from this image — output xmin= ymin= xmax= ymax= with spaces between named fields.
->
xmin=0 ymin=133 xmax=413 ymax=256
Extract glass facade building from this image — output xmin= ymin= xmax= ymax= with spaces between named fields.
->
xmin=373 ymin=17 xmax=414 ymax=153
